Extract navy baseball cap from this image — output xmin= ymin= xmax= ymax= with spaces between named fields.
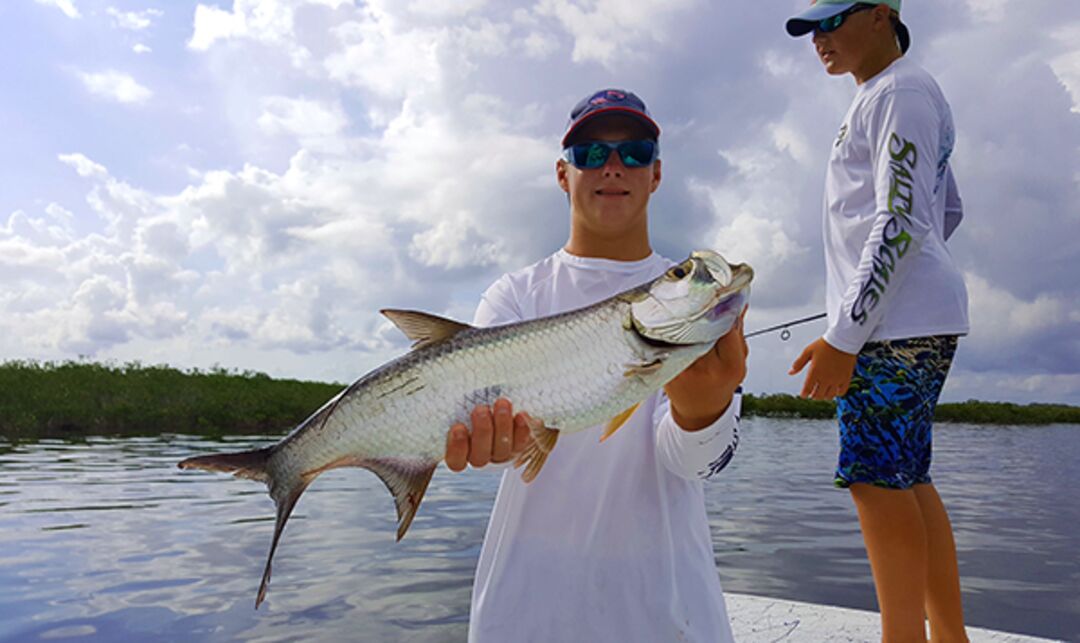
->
xmin=561 ymin=88 xmax=660 ymax=148
xmin=786 ymin=1 xmax=910 ymax=53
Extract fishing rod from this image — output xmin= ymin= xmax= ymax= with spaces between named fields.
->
xmin=745 ymin=312 xmax=826 ymax=341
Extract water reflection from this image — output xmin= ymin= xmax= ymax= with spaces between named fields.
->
xmin=0 ymin=421 xmax=1077 ymax=641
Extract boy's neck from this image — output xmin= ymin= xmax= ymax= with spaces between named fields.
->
xmin=853 ymin=49 xmax=903 ymax=85
xmin=564 ymin=233 xmax=652 ymax=262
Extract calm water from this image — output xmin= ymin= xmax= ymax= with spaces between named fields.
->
xmin=1 ymin=419 xmax=1077 ymax=642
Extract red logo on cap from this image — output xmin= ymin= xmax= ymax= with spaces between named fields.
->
xmin=590 ymin=90 xmax=626 ymax=106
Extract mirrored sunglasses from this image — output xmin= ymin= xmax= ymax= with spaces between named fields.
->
xmin=561 ymin=140 xmax=659 ymax=170
xmin=816 ymin=3 xmax=874 ymax=33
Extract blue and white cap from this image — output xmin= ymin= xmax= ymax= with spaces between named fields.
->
xmin=785 ymin=1 xmax=910 ymax=53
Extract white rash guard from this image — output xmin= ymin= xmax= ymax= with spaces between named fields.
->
xmin=466 ymin=249 xmax=739 ymax=643
xmin=823 ymin=56 xmax=969 ymax=354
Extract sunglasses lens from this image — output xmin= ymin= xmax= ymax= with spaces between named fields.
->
xmin=618 ymin=141 xmax=656 ymax=167
xmin=583 ymin=143 xmax=612 ymax=168
xmin=818 ymin=14 xmax=842 ymax=32
xmin=568 ymin=143 xmax=611 ymax=168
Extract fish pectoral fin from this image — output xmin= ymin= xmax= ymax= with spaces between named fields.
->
xmin=623 ymin=357 xmax=666 ymax=378
xmin=360 ymin=457 xmax=439 ymax=541
xmin=599 ymin=403 xmax=640 ymax=443
xmin=513 ymin=416 xmax=559 ymax=484
xmin=380 ymin=309 xmax=473 ymax=350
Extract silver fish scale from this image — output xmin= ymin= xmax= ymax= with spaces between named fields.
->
xmin=269 ymin=297 xmax=709 ymax=477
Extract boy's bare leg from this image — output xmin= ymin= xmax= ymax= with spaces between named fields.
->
xmin=913 ymin=483 xmax=968 ymax=643
xmin=850 ymin=483 xmax=929 ymax=643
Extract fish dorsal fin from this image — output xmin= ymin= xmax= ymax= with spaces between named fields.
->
xmin=599 ymin=403 xmax=640 ymax=442
xmin=380 ymin=309 xmax=473 ymax=349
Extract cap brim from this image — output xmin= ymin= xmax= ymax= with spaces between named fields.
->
xmin=785 ymin=2 xmax=858 ymax=36
xmin=561 ymin=107 xmax=661 ymax=147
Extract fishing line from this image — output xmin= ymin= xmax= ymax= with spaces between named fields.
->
xmin=745 ymin=313 xmax=826 ymax=341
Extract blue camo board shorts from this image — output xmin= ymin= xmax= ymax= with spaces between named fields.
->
xmin=834 ymin=335 xmax=958 ymax=490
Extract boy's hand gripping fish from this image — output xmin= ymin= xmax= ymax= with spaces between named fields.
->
xmin=178 ymin=249 xmax=753 ymax=607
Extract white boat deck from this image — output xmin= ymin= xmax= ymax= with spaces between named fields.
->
xmin=726 ymin=593 xmax=1061 ymax=642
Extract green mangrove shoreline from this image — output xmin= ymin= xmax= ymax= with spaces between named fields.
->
xmin=1 ymin=360 xmax=1078 ymax=441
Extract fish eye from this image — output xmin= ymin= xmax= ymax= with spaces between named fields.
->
xmin=667 ymin=260 xmax=693 ymax=280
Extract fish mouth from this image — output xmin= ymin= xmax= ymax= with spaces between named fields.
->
xmin=629 ymin=324 xmax=685 ymax=349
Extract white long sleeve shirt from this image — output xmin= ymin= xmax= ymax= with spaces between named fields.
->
xmin=823 ymin=56 xmax=969 ymax=354
xmin=467 ymin=249 xmax=739 ymax=643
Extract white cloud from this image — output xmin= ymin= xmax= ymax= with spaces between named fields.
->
xmin=964 ymin=0 xmax=1007 ymax=22
xmin=324 ymin=5 xmax=509 ymax=100
xmin=45 ymin=203 xmax=75 ymax=227
xmin=685 ymin=119 xmax=821 ymax=308
xmin=257 ymin=96 xmax=349 ymax=141
xmin=188 ymin=3 xmax=245 ymax=51
xmin=133 ymin=44 xmax=152 ymax=54
xmin=34 ymin=0 xmax=79 ymax=19
xmin=188 ymin=0 xmax=352 ymax=66
xmin=409 ymin=215 xmax=506 ymax=269
xmin=1050 ymin=24 xmax=1080 ymax=113
xmin=77 ymin=70 xmax=153 ymax=105
xmin=107 ymin=7 xmax=163 ymax=31
xmin=519 ymin=31 xmax=559 ymax=59
xmin=964 ymin=273 xmax=1072 ymax=343
xmin=58 ymin=153 xmax=108 ymax=179
xmin=407 ymin=0 xmax=488 ymax=17
xmin=532 ymin=0 xmax=698 ymax=67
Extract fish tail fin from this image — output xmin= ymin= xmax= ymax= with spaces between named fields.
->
xmin=513 ymin=417 xmax=559 ymax=483
xmin=177 ymin=446 xmax=274 ymax=483
xmin=253 ymin=455 xmax=437 ymax=607
xmin=255 ymin=478 xmax=310 ymax=609
xmin=362 ymin=458 xmax=439 ymax=541
xmin=179 ymin=447 xmax=440 ymax=604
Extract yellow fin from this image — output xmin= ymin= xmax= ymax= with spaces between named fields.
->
xmin=600 ymin=403 xmax=640 ymax=443
xmin=513 ymin=416 xmax=559 ymax=483
xmin=380 ymin=309 xmax=472 ymax=349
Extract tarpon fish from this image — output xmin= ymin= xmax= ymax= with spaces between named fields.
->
xmin=178 ymin=249 xmax=753 ymax=607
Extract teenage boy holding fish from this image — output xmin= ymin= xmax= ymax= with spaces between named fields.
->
xmin=446 ymin=89 xmax=749 ymax=642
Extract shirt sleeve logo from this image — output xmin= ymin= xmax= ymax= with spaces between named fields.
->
xmin=834 ymin=123 xmax=849 ymax=148
xmin=849 ymin=133 xmax=918 ymax=326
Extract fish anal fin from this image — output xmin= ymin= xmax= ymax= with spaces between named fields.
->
xmin=360 ymin=457 xmax=439 ymax=541
xmin=380 ymin=309 xmax=472 ymax=350
xmin=513 ymin=416 xmax=559 ymax=484
xmin=600 ymin=403 xmax=640 ymax=443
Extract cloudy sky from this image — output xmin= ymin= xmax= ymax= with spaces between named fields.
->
xmin=3 ymin=0 xmax=1079 ymax=405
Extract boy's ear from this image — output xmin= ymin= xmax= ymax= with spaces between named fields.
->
xmin=650 ymin=158 xmax=662 ymax=193
xmin=556 ymin=159 xmax=570 ymax=194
